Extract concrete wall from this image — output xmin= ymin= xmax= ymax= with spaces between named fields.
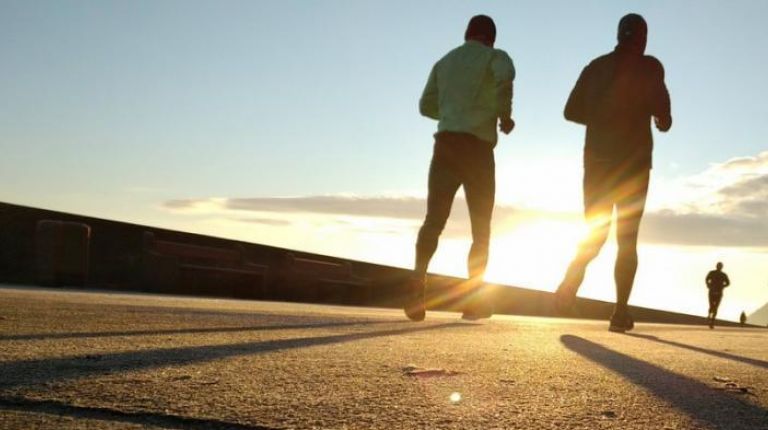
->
xmin=0 ymin=201 xmax=750 ymax=327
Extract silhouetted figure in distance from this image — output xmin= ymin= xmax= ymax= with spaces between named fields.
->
xmin=706 ymin=262 xmax=730 ymax=329
xmin=405 ymin=15 xmax=515 ymax=321
xmin=739 ymin=311 xmax=747 ymax=327
xmin=554 ymin=13 xmax=672 ymax=333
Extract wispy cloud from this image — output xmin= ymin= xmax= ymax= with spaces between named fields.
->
xmin=236 ymin=217 xmax=293 ymax=226
xmin=639 ymin=150 xmax=768 ymax=246
xmin=227 ymin=196 xmax=428 ymax=220
xmin=162 ymin=151 xmax=768 ymax=248
xmin=717 ymin=174 xmax=768 ymax=216
xmin=672 ymin=150 xmax=768 ymax=216
xmin=642 ymin=212 xmax=768 ymax=247
xmin=163 ymin=195 xmax=549 ymax=239
xmin=165 ymin=195 xmax=535 ymax=224
xmin=718 ymin=151 xmax=768 ymax=172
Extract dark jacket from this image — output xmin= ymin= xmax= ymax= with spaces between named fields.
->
xmin=565 ymin=45 xmax=671 ymax=169
xmin=706 ymin=270 xmax=730 ymax=293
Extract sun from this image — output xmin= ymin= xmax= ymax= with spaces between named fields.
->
xmin=483 ymin=220 xmax=586 ymax=290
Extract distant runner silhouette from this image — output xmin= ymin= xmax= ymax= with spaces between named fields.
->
xmin=555 ymin=13 xmax=672 ymax=333
xmin=706 ymin=262 xmax=731 ymax=329
xmin=405 ymin=15 xmax=515 ymax=321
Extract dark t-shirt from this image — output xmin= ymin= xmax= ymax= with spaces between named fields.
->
xmin=564 ymin=46 xmax=671 ymax=170
xmin=706 ymin=270 xmax=730 ymax=293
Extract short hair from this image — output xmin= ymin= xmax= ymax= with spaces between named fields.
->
xmin=617 ymin=13 xmax=647 ymax=43
xmin=716 ymin=262 xmax=724 ymax=269
xmin=465 ymin=15 xmax=496 ymax=43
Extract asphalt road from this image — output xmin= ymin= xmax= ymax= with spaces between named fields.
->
xmin=0 ymin=285 xmax=766 ymax=429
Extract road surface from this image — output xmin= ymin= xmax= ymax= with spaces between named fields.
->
xmin=0 ymin=286 xmax=766 ymax=429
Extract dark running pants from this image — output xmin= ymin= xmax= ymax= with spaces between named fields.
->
xmin=570 ymin=161 xmax=650 ymax=310
xmin=415 ymin=132 xmax=495 ymax=281
xmin=708 ymin=290 xmax=723 ymax=316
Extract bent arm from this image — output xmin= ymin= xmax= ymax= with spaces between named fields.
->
xmin=419 ymin=65 xmax=439 ymax=120
xmin=496 ymin=80 xmax=513 ymax=121
xmin=492 ymin=52 xmax=515 ymax=121
xmin=564 ymin=67 xmax=589 ymax=125
xmin=652 ymin=61 xmax=672 ymax=132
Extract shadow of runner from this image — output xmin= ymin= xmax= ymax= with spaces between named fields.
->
xmin=625 ymin=333 xmax=768 ymax=370
xmin=0 ymin=322 xmax=466 ymax=390
xmin=560 ymin=335 xmax=768 ymax=430
xmin=0 ymin=396 xmax=276 ymax=430
xmin=0 ymin=320 xmax=404 ymax=342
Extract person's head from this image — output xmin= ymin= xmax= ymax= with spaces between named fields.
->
xmin=465 ymin=15 xmax=496 ymax=47
xmin=617 ymin=13 xmax=647 ymax=53
xmin=716 ymin=262 xmax=724 ymax=270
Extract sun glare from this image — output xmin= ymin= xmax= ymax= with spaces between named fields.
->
xmin=485 ymin=220 xmax=585 ymax=289
xmin=494 ymin=158 xmax=582 ymax=211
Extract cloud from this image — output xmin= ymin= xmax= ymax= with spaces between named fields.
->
xmin=236 ymin=217 xmax=293 ymax=226
xmin=226 ymin=196 xmax=428 ymax=220
xmin=163 ymin=193 xmax=768 ymax=247
xmin=162 ymin=150 xmax=768 ymax=248
xmin=637 ymin=149 xmax=768 ymax=247
xmin=165 ymin=195 xmax=534 ymax=224
xmin=163 ymin=198 xmax=228 ymax=212
xmin=163 ymin=195 xmax=550 ymax=240
xmin=165 ymin=196 xmax=428 ymax=219
xmin=165 ymin=199 xmax=197 ymax=209
xmin=223 ymin=196 xmax=538 ymax=224
xmin=235 ymin=216 xmax=409 ymax=235
xmin=719 ymin=174 xmax=768 ymax=198
xmin=665 ymin=150 xmax=768 ymax=221
xmin=717 ymin=174 xmax=768 ymax=216
xmin=640 ymin=212 xmax=768 ymax=247
xmin=718 ymin=151 xmax=768 ymax=172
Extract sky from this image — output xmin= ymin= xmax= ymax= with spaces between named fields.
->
xmin=2 ymin=1 xmax=767 ymax=323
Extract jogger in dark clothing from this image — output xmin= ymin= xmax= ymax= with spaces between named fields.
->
xmin=405 ymin=15 xmax=515 ymax=321
xmin=555 ymin=13 xmax=672 ymax=332
xmin=706 ymin=262 xmax=731 ymax=328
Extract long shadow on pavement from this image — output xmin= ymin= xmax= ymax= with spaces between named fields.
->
xmin=0 ymin=395 xmax=275 ymax=430
xmin=625 ymin=333 xmax=768 ymax=370
xmin=561 ymin=335 xmax=767 ymax=430
xmin=0 ymin=322 xmax=467 ymax=390
xmin=0 ymin=320 xmax=404 ymax=342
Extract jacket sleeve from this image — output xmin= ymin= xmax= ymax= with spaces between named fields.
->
xmin=492 ymin=50 xmax=515 ymax=120
xmin=564 ymin=66 xmax=590 ymax=125
xmin=650 ymin=58 xmax=672 ymax=131
xmin=419 ymin=64 xmax=440 ymax=120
